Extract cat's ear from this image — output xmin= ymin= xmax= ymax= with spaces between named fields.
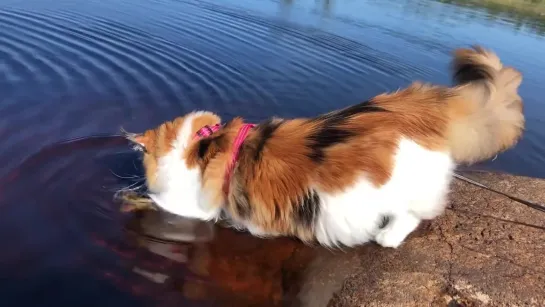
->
xmin=121 ymin=127 xmax=148 ymax=152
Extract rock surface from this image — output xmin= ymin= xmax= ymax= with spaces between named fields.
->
xmin=325 ymin=171 xmax=545 ymax=307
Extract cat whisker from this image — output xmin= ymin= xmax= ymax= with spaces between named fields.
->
xmin=132 ymin=160 xmax=141 ymax=171
xmin=117 ymin=182 xmax=146 ymax=193
xmin=120 ymin=126 xmax=137 ymax=141
xmin=112 ymin=180 xmax=147 ymax=198
xmin=109 ymin=169 xmax=144 ymax=180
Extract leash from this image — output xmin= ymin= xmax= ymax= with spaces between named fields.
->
xmin=453 ymin=172 xmax=545 ymax=213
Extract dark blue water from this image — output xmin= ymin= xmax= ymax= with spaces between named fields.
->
xmin=1 ymin=0 xmax=544 ymax=306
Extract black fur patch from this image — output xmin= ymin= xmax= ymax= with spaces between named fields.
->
xmin=378 ymin=215 xmax=391 ymax=229
xmin=254 ymin=119 xmax=283 ymax=161
xmin=197 ymin=135 xmax=227 ymax=175
xmin=453 ymin=63 xmax=493 ymax=84
xmin=317 ymin=100 xmax=387 ymax=123
xmin=197 ymin=138 xmax=213 ymax=159
xmin=294 ymin=190 xmax=321 ymax=228
xmin=274 ymin=201 xmax=282 ymax=220
xmin=197 ymin=134 xmax=226 ymax=159
xmin=307 ymin=100 xmax=387 ymax=162
xmin=306 ymin=127 xmax=354 ymax=162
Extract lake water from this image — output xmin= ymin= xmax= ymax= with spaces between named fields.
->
xmin=1 ymin=0 xmax=544 ymax=306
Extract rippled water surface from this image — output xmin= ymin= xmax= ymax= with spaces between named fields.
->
xmin=1 ymin=0 xmax=545 ymax=306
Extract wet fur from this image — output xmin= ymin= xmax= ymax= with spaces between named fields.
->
xmin=124 ymin=46 xmax=524 ymax=248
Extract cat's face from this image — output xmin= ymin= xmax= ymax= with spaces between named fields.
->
xmin=123 ymin=111 xmax=224 ymax=220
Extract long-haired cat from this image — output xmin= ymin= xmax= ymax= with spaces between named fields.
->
xmin=123 ymin=46 xmax=524 ymax=248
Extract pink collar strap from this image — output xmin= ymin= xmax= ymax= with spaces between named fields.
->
xmin=193 ymin=123 xmax=221 ymax=140
xmin=223 ymin=123 xmax=255 ymax=195
xmin=193 ymin=122 xmax=255 ymax=196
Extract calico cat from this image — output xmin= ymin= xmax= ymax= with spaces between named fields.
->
xmin=123 ymin=46 xmax=524 ymax=248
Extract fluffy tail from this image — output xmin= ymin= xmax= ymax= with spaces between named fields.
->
xmin=447 ymin=45 xmax=525 ymax=164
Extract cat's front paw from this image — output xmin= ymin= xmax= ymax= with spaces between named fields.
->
xmin=374 ymin=229 xmax=405 ymax=248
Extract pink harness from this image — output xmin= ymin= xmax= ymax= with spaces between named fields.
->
xmin=194 ymin=122 xmax=255 ymax=195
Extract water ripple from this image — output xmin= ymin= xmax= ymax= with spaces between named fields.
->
xmin=0 ymin=135 xmax=196 ymax=306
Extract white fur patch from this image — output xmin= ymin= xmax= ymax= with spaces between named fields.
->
xmin=316 ymin=137 xmax=454 ymax=248
xmin=148 ymin=111 xmax=221 ymax=221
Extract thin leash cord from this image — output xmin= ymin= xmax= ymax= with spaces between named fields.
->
xmin=453 ymin=172 xmax=545 ymax=213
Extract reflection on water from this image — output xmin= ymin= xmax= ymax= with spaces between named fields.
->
xmin=1 ymin=0 xmax=545 ymax=306
xmin=125 ymin=211 xmax=315 ymax=306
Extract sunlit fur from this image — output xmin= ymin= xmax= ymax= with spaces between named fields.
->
xmin=124 ymin=46 xmax=524 ymax=248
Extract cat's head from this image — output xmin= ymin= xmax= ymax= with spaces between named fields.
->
xmin=122 ymin=111 xmax=230 ymax=220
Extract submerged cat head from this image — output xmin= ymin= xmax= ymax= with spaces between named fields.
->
xmin=122 ymin=111 xmax=232 ymax=220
